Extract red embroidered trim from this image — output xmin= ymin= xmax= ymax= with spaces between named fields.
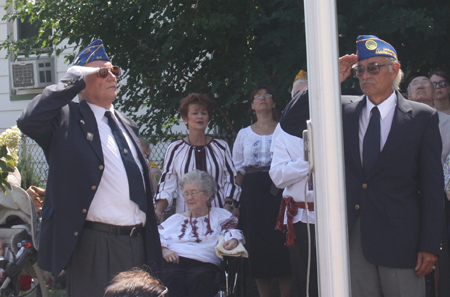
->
xmin=189 ymin=208 xmax=212 ymax=243
xmin=178 ymin=219 xmax=189 ymax=239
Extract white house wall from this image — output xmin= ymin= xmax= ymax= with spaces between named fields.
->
xmin=0 ymin=0 xmax=74 ymax=132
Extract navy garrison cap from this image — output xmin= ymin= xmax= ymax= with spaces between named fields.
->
xmin=356 ymin=35 xmax=397 ymax=61
xmin=73 ymin=39 xmax=111 ymax=66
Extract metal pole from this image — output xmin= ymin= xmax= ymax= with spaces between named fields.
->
xmin=303 ymin=0 xmax=351 ymax=296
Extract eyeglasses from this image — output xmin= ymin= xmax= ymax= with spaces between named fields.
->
xmin=352 ymin=63 xmax=392 ymax=77
xmin=183 ymin=190 xmax=206 ymax=198
xmin=254 ymin=94 xmax=273 ymax=99
xmin=157 ymin=286 xmax=169 ymax=297
xmin=97 ymin=66 xmax=121 ymax=78
xmin=432 ymin=80 xmax=449 ymax=89
xmin=409 ymin=79 xmax=432 ymax=88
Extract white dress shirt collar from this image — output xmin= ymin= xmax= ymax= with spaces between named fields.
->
xmin=364 ymin=90 xmax=397 ymax=120
xmin=86 ymin=101 xmax=115 ymax=122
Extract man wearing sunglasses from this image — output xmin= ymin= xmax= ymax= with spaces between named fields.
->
xmin=338 ymin=35 xmax=444 ymax=297
xmin=17 ymin=39 xmax=163 ymax=296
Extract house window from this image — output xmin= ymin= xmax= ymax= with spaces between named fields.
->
xmin=9 ymin=10 xmax=55 ymax=97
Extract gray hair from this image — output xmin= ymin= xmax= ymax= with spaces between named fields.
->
xmin=386 ymin=57 xmax=404 ymax=91
xmin=291 ymin=78 xmax=308 ymax=97
xmin=179 ymin=170 xmax=216 ymax=202
xmin=407 ymin=76 xmax=436 ymax=95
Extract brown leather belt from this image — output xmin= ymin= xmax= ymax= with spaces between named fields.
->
xmin=84 ymin=221 xmax=142 ymax=236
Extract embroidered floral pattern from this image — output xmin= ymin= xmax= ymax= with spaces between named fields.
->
xmin=178 ymin=219 xmax=189 ymax=239
xmin=220 ymin=216 xmax=238 ymax=230
xmin=190 ymin=218 xmax=201 ymax=243
xmin=205 ymin=217 xmax=213 ymax=235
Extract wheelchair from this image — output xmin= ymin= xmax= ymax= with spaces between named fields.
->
xmin=214 ymin=256 xmax=245 ymax=297
xmin=0 ymin=181 xmax=48 ymax=297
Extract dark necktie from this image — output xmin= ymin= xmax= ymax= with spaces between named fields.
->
xmin=104 ymin=111 xmax=147 ymax=212
xmin=363 ymin=107 xmax=380 ymax=176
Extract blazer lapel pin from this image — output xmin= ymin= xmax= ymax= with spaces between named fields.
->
xmin=86 ymin=132 xmax=94 ymax=141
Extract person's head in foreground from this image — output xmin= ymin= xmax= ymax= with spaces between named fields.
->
xmin=103 ymin=267 xmax=168 ymax=297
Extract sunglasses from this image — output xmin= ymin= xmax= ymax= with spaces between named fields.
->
xmin=352 ymin=63 xmax=391 ymax=77
xmin=409 ymin=79 xmax=432 ymax=88
xmin=97 ymin=66 xmax=121 ymax=78
xmin=432 ymin=80 xmax=449 ymax=89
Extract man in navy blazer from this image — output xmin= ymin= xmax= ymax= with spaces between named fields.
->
xmin=17 ymin=40 xmax=162 ymax=296
xmin=339 ymin=36 xmax=444 ymax=296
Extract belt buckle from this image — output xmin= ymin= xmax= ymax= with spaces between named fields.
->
xmin=130 ymin=226 xmax=141 ymax=236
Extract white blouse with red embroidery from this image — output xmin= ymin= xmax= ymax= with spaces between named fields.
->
xmin=158 ymin=207 xmax=243 ymax=266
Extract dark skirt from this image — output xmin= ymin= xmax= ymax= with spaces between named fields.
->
xmin=162 ymin=257 xmax=220 ymax=297
xmin=239 ymin=171 xmax=291 ymax=278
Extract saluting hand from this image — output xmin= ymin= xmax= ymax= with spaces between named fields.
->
xmin=339 ymin=54 xmax=359 ymax=83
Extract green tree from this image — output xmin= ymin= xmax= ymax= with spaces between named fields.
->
xmin=2 ymin=0 xmax=450 ymax=139
xmin=2 ymin=0 xmax=307 ymax=138
xmin=337 ymin=0 xmax=450 ymax=86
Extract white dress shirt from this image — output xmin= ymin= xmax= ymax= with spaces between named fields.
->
xmin=359 ymin=91 xmax=397 ymax=164
xmin=270 ymin=124 xmax=315 ymax=224
xmin=85 ymin=102 xmax=146 ymax=226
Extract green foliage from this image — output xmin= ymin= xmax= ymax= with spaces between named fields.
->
xmin=0 ymin=145 xmax=15 ymax=194
xmin=336 ymin=0 xmax=450 ymax=81
xmin=2 ymin=0 xmax=449 ymax=139
xmin=1 ymin=0 xmax=307 ymax=138
xmin=0 ymin=126 xmax=21 ymax=164
xmin=17 ymin=141 xmax=42 ymax=190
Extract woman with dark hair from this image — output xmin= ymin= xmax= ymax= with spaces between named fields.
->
xmin=232 ymin=86 xmax=291 ymax=297
xmin=154 ymin=93 xmax=241 ymax=222
xmin=159 ymin=170 xmax=243 ymax=297
xmin=430 ymin=70 xmax=450 ymax=114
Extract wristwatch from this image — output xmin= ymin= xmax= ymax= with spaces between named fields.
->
xmin=224 ymin=200 xmax=239 ymax=208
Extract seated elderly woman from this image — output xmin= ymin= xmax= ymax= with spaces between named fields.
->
xmin=159 ymin=170 xmax=243 ymax=297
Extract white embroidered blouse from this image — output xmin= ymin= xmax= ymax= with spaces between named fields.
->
xmin=232 ymin=126 xmax=273 ymax=175
xmin=158 ymin=207 xmax=243 ymax=266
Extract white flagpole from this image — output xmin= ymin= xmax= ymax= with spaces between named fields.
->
xmin=303 ymin=0 xmax=351 ymax=296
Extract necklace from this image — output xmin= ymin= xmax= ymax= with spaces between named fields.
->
xmin=188 ymin=134 xmax=207 ymax=153
xmin=189 ymin=208 xmax=212 ymax=243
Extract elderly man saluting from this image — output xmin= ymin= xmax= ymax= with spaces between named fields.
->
xmin=17 ymin=39 xmax=163 ymax=296
xmin=339 ymin=36 xmax=444 ymax=296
